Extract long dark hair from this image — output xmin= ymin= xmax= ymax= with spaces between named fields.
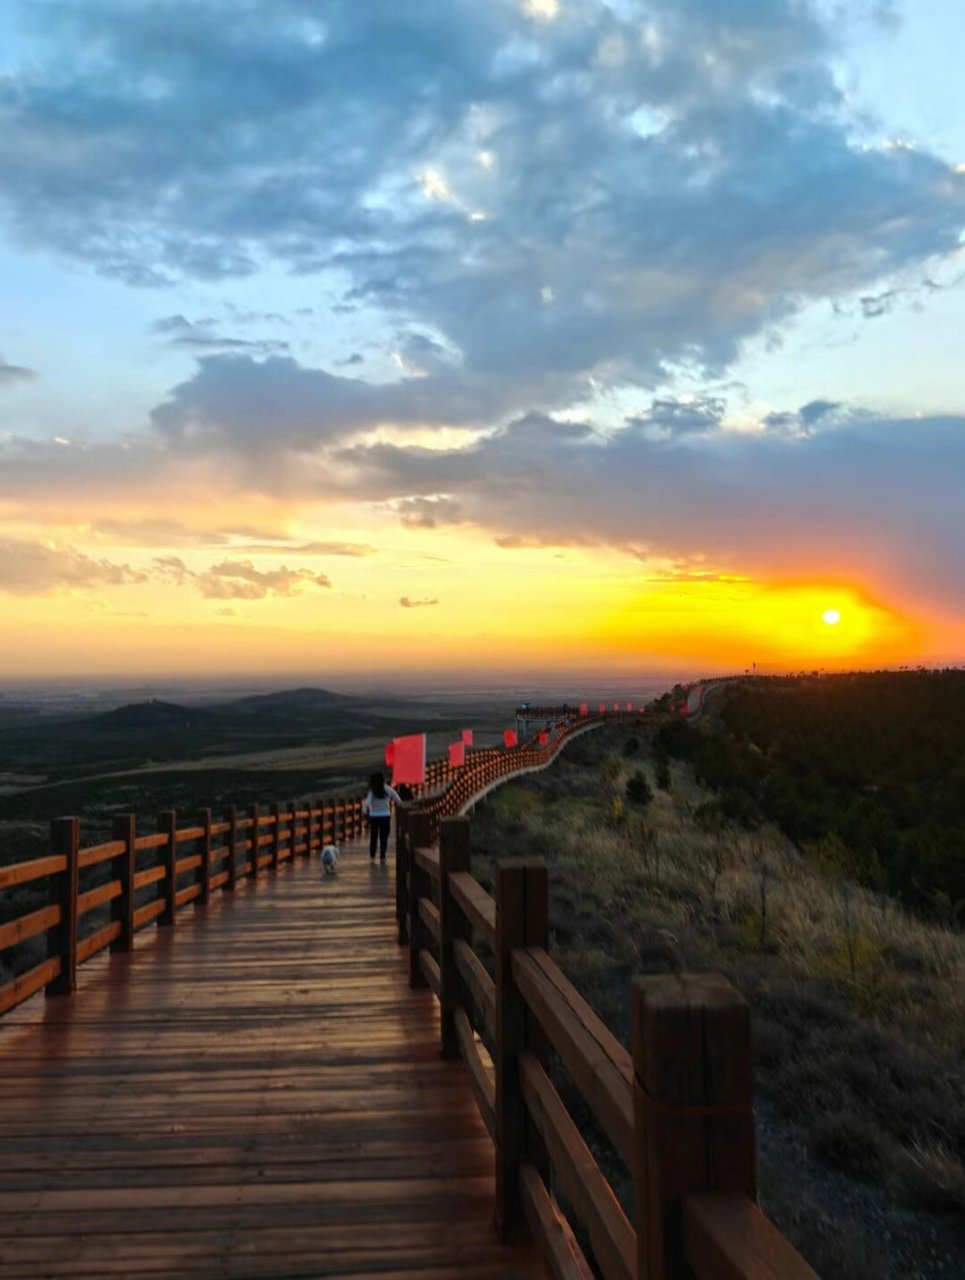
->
xmin=369 ymin=771 xmax=386 ymax=799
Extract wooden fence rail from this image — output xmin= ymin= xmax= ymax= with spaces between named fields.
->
xmin=0 ymin=796 xmax=365 ymax=1017
xmin=0 ymin=706 xmax=820 ymax=1278
xmin=396 ymin=808 xmax=821 ymax=1280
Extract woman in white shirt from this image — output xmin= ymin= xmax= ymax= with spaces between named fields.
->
xmin=362 ymin=771 xmax=405 ymax=863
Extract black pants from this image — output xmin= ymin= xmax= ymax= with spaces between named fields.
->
xmin=369 ymin=815 xmax=391 ymax=859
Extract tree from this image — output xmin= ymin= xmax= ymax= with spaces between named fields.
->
xmin=626 ymin=770 xmax=653 ymax=807
xmin=655 ymin=750 xmax=672 ymax=791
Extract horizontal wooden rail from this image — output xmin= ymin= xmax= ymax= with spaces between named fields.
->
xmin=0 ymin=793 xmax=366 ymax=1019
xmin=520 ymin=1051 xmax=634 ymax=1280
xmin=683 ymin=1193 xmax=820 ymax=1280
xmin=398 ymin=750 xmax=822 ymax=1280
xmin=513 ymin=946 xmax=634 ymax=1169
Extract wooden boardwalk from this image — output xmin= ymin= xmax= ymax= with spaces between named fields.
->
xmin=0 ymin=837 xmax=544 ymax=1279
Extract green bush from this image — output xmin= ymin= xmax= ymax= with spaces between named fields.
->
xmin=625 ymin=770 xmax=653 ymax=807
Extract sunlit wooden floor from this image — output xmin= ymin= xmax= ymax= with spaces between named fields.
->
xmin=0 ymin=840 xmax=543 ymax=1279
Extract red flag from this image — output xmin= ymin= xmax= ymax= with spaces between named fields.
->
xmin=503 ymin=729 xmax=518 ymax=748
xmin=599 ymin=702 xmax=606 ymax=713
xmin=384 ymin=742 xmax=395 ymax=766
xmin=538 ymin=730 xmax=549 ymax=745
xmin=626 ymin=701 xmax=633 ymax=712
xmin=613 ymin=702 xmax=620 ymax=712
xmin=579 ymin=702 xmax=588 ymax=716
xmin=391 ymin=733 xmax=426 ymax=786
xmin=461 ymin=728 xmax=474 ymax=746
xmin=448 ymin=741 xmax=465 ymax=768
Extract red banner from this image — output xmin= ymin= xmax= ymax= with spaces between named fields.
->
xmin=391 ymin=733 xmax=426 ymax=786
xmin=448 ymin=741 xmax=465 ymax=768
xmin=626 ymin=701 xmax=633 ymax=712
xmin=538 ymin=730 xmax=549 ymax=745
xmin=384 ymin=742 xmax=395 ymax=767
xmin=503 ymin=729 xmax=518 ymax=748
xmin=461 ymin=728 xmax=474 ymax=746
xmin=613 ymin=702 xmax=620 ymax=712
xmin=579 ymin=703 xmax=588 ymax=716
xmin=599 ymin=702 xmax=606 ymax=713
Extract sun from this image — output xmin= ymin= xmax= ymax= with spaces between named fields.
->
xmin=822 ymin=608 xmax=842 ymax=626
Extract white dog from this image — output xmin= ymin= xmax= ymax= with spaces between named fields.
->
xmin=320 ymin=844 xmax=339 ymax=875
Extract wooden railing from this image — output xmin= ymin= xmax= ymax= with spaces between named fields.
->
xmin=0 ymin=794 xmax=365 ymax=1017
xmin=397 ymin=806 xmax=820 ymax=1280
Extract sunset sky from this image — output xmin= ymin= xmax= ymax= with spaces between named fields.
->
xmin=1 ymin=0 xmax=963 ymax=680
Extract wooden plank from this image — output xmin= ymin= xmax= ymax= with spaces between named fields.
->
xmin=78 ymin=841 xmax=126 ymax=870
xmin=174 ymin=854 xmax=201 ymax=876
xmin=174 ymin=826 xmax=204 ymax=843
xmin=449 ymin=872 xmax=496 ymax=943
xmin=454 ymin=1007 xmax=495 ymax=1144
xmin=0 ymin=854 xmax=67 ymax=891
xmin=520 ymin=1052 xmax=635 ymax=1280
xmin=439 ymin=818 xmax=472 ymax=1059
xmin=453 ymin=939 xmax=495 ymax=1046
xmin=77 ymin=921 xmax=122 ymax=965
xmin=0 ymin=903 xmax=61 ymax=952
xmin=174 ymin=884 xmax=202 ymax=909
xmin=0 ymin=957 xmax=61 ymax=1015
xmin=520 ymin=1163 xmax=595 ymax=1280
xmin=0 ymin=839 xmax=548 ymax=1280
xmin=133 ymin=899 xmax=165 ymax=930
xmin=513 ymin=947 xmax=633 ymax=1169
xmin=420 ymin=950 xmax=442 ymax=1000
xmin=414 ymin=845 xmax=441 ymax=880
xmin=77 ymin=879 xmax=122 ymax=918
xmin=133 ymin=865 xmax=165 ymax=890
xmin=683 ymin=1194 xmax=820 ymax=1280
xmin=133 ymin=833 xmax=168 ymax=852
xmin=419 ymin=897 xmax=442 ymax=943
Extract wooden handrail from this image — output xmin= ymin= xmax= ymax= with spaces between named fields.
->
xmin=400 ymin=765 xmax=822 ymax=1280
xmin=0 ymin=793 xmax=366 ymax=1018
xmin=0 ymin=706 xmax=819 ymax=1279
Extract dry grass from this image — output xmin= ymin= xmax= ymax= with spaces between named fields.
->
xmin=469 ymin=732 xmax=965 ymax=1277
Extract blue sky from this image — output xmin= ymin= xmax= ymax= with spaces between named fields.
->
xmin=0 ymin=0 xmax=962 ymax=673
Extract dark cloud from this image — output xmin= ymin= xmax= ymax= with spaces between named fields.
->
xmin=0 ymin=0 xmax=960 ymax=409
xmin=396 ymin=497 xmax=464 ymax=529
xmin=399 ymin=596 xmax=439 ymax=608
xmin=0 ymin=539 xmax=146 ymax=594
xmin=150 ymin=354 xmax=514 ymax=452
xmin=338 ymin=406 xmax=965 ymax=607
xmin=0 ymin=360 xmax=36 ymax=387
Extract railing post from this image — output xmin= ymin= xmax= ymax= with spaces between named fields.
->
xmin=270 ymin=803 xmax=281 ymax=868
xmin=158 ymin=810 xmax=177 ymax=926
xmin=632 ymin=974 xmax=756 ymax=1280
xmin=494 ymin=858 xmax=548 ymax=1242
xmin=438 ymin=817 xmax=471 ymax=1059
xmin=395 ymin=807 xmax=410 ymax=946
xmin=407 ymin=811 xmax=433 ymax=989
xmin=111 ymin=813 xmax=136 ymax=952
xmin=287 ymin=800 xmax=297 ymax=860
xmin=248 ymin=803 xmax=260 ymax=878
xmin=47 ymin=817 xmax=79 ymax=995
xmin=306 ymin=801 xmax=315 ymax=857
xmin=198 ymin=808 xmax=212 ymax=905
xmin=225 ymin=805 xmax=237 ymax=890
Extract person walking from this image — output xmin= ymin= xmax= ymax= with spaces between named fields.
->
xmin=362 ymin=771 xmax=405 ymax=863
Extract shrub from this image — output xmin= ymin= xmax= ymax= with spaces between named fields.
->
xmin=808 ymin=1113 xmax=889 ymax=1180
xmin=623 ymin=736 xmax=640 ymax=756
xmin=655 ymin=751 xmax=672 ymax=791
xmin=625 ymin=771 xmax=653 ymax=807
